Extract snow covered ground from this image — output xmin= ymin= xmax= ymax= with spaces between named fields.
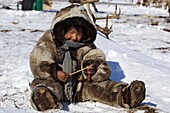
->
xmin=0 ymin=0 xmax=170 ymax=113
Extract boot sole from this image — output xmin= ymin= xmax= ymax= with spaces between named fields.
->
xmin=129 ymin=80 xmax=146 ymax=108
xmin=31 ymin=86 xmax=58 ymax=111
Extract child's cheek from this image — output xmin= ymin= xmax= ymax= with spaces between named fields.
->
xmin=64 ymin=33 xmax=71 ymax=39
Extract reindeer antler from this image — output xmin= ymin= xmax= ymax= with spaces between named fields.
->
xmin=87 ymin=3 xmax=96 ymax=23
xmin=96 ymin=15 xmax=113 ymax=38
xmin=95 ymin=5 xmax=121 ymax=20
xmin=86 ymin=3 xmax=118 ymax=38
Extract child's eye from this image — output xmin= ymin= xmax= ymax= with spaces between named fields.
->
xmin=68 ymin=31 xmax=74 ymax=34
xmin=77 ymin=34 xmax=82 ymax=37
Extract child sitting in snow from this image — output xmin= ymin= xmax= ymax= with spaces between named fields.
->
xmin=29 ymin=4 xmax=146 ymax=111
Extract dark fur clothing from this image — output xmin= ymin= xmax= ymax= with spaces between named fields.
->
xmin=29 ymin=4 xmax=145 ymax=111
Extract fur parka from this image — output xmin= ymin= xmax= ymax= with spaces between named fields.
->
xmin=30 ymin=4 xmax=142 ymax=110
xmin=30 ymin=4 xmax=111 ymax=88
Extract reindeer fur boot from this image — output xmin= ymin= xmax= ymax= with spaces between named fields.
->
xmin=79 ymin=80 xmax=146 ymax=109
xmin=123 ymin=80 xmax=146 ymax=108
xmin=30 ymin=79 xmax=64 ymax=111
xmin=31 ymin=86 xmax=62 ymax=111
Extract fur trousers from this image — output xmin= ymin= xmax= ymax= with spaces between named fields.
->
xmin=30 ymin=78 xmax=145 ymax=110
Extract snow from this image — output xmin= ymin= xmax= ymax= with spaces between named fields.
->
xmin=0 ymin=0 xmax=170 ymax=113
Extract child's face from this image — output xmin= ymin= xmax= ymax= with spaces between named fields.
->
xmin=64 ymin=27 xmax=83 ymax=42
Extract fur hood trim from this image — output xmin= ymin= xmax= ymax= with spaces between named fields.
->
xmin=50 ymin=5 xmax=97 ymax=44
xmin=51 ymin=5 xmax=93 ymax=29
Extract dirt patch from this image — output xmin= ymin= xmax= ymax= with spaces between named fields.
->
xmin=151 ymin=47 xmax=170 ymax=53
xmin=0 ymin=30 xmax=12 ymax=32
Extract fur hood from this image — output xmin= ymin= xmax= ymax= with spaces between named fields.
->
xmin=50 ymin=5 xmax=97 ymax=45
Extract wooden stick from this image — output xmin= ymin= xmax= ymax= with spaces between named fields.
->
xmin=69 ymin=64 xmax=93 ymax=76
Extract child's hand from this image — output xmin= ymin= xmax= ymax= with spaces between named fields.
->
xmin=57 ymin=70 xmax=70 ymax=82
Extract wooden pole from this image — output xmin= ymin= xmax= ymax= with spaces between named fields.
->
xmin=69 ymin=64 xmax=94 ymax=76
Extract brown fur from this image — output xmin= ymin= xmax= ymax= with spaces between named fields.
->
xmin=80 ymin=81 xmax=129 ymax=108
xmin=30 ymin=5 xmax=146 ymax=111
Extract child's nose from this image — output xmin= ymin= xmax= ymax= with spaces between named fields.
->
xmin=71 ymin=33 xmax=77 ymax=41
